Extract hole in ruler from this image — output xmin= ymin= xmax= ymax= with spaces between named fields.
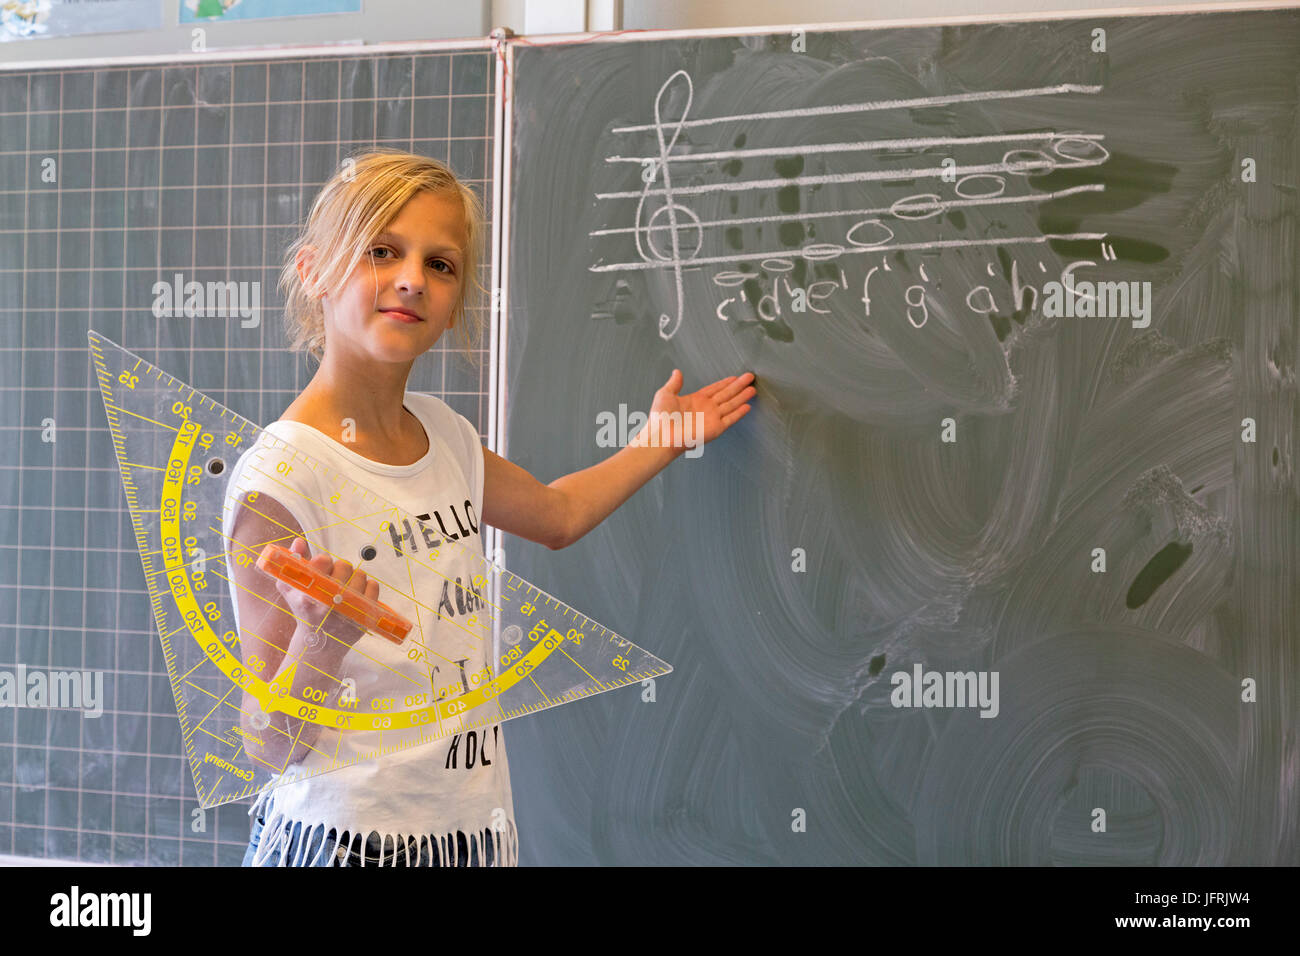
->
xmin=359 ymin=544 xmax=377 ymax=561
xmin=206 ymin=457 xmax=225 ymax=475
xmin=503 ymin=625 xmax=522 ymax=646
xmin=249 ymin=709 xmax=269 ymax=730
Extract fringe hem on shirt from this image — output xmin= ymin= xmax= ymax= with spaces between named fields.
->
xmin=247 ymin=787 xmax=518 ymax=867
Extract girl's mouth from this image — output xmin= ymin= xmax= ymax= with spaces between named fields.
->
xmin=382 ymin=310 xmax=422 ymax=323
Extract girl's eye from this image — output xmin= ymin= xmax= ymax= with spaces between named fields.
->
xmin=369 ymin=247 xmax=453 ymax=274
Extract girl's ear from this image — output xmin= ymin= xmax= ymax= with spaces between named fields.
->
xmin=295 ymin=245 xmax=320 ymax=296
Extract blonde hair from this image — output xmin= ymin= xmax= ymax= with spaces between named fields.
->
xmin=279 ymin=148 xmax=488 ymax=370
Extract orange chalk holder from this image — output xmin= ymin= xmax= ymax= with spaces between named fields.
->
xmin=255 ymin=543 xmax=412 ymax=645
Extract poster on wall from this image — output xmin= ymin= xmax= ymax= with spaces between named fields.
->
xmin=1 ymin=0 xmax=161 ymax=41
xmin=180 ymin=0 xmax=361 ymax=22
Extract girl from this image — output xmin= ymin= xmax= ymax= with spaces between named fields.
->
xmin=224 ymin=148 xmax=755 ymax=866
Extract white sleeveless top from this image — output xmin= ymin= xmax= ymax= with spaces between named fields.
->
xmin=222 ymin=391 xmax=518 ymax=866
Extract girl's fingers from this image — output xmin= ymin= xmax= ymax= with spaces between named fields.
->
xmin=719 ymin=387 xmax=756 ymax=413
xmin=698 ymin=373 xmax=754 ymax=402
xmin=332 ymin=561 xmax=369 ymax=595
xmin=289 ymin=542 xmax=373 ymax=596
xmin=718 ymin=374 xmax=753 ymax=399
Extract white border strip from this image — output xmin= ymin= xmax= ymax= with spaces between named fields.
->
xmin=493 ymin=37 xmax=516 ymax=569
xmin=0 ymin=35 xmax=493 ymax=72
xmin=487 ymin=31 xmax=509 ymax=572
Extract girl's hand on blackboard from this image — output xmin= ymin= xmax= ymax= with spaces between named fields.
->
xmin=645 ymin=369 xmax=756 ymax=450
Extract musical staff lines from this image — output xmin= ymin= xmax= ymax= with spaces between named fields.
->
xmin=589 ymin=70 xmax=1110 ymax=339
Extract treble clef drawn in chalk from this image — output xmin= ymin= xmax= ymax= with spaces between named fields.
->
xmin=635 ymin=70 xmax=702 ymax=340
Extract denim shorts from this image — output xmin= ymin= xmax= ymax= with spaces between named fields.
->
xmin=242 ymin=814 xmax=497 ymax=866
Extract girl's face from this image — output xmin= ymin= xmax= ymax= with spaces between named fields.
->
xmin=321 ymin=189 xmax=467 ymax=366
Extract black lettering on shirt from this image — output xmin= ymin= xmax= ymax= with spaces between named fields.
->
xmin=443 ymin=724 xmax=498 ymax=770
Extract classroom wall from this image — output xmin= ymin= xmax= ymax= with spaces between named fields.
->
xmin=621 ymin=0 xmax=1234 ymax=30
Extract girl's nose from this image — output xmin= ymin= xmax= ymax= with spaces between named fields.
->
xmin=394 ymin=258 xmax=425 ymax=294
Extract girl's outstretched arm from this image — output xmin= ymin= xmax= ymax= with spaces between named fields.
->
xmin=481 ymin=371 xmax=755 ymax=550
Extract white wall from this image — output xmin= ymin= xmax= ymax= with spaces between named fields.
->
xmin=620 ymin=0 xmax=1248 ymax=31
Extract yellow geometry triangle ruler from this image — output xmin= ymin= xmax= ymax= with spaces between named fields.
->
xmin=89 ymin=330 xmax=672 ymax=808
